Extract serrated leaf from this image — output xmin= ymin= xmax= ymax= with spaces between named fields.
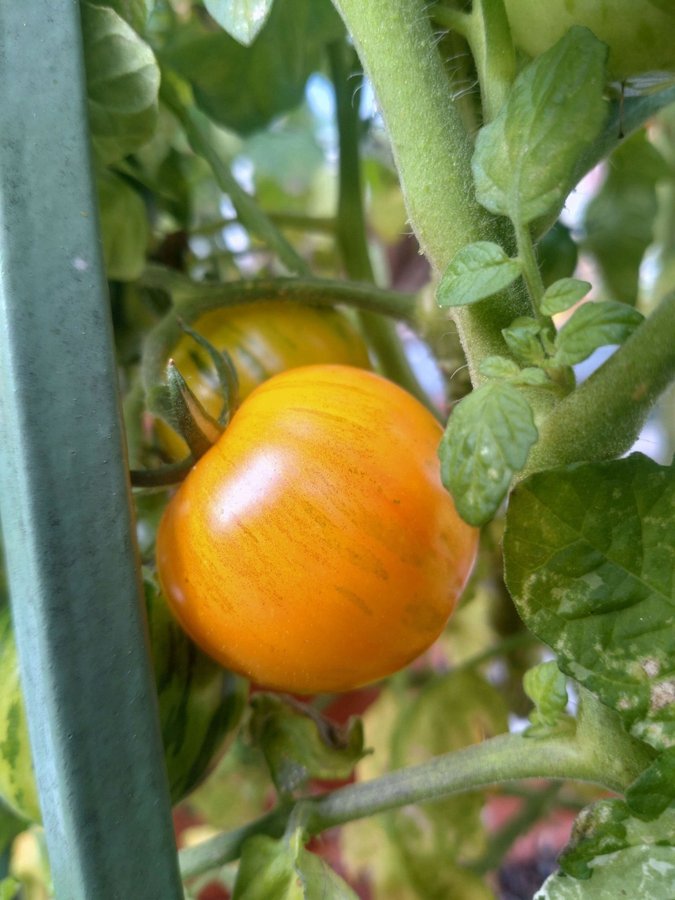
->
xmin=472 ymin=27 xmax=607 ymax=225
xmin=97 ymin=170 xmax=149 ymax=280
xmin=233 ymin=832 xmax=358 ymax=899
xmin=540 ymin=278 xmax=591 ymax=316
xmin=501 ymin=316 xmax=548 ymax=365
xmin=514 ymin=367 xmax=552 ymax=387
xmin=439 ymin=382 xmax=538 ymax=526
xmin=249 ymin=694 xmax=366 ymax=795
xmin=204 ymin=0 xmax=275 ymax=45
xmin=478 ymin=356 xmax=521 ymax=380
xmin=83 ymin=2 xmax=159 ymax=164
xmin=535 ymin=800 xmax=675 ymax=900
xmin=553 ymin=300 xmax=644 ymax=365
xmin=437 ymin=242 xmax=522 ymax=308
xmin=504 ymin=455 xmax=675 ymax=752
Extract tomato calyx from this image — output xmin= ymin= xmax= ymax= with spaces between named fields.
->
xmin=130 ymin=321 xmax=240 ymax=489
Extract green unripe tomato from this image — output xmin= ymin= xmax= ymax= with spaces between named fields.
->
xmin=503 ymin=0 xmax=675 ymax=80
xmin=0 ymin=581 xmax=247 ymax=822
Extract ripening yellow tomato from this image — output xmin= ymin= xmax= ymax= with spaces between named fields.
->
xmin=156 ymin=303 xmax=371 ymax=458
xmin=156 ymin=365 xmax=478 ymax=694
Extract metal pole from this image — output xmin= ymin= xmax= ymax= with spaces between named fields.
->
xmin=0 ymin=2 xmax=184 ymax=896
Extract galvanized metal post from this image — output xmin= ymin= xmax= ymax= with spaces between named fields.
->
xmin=0 ymin=3 xmax=184 ymax=897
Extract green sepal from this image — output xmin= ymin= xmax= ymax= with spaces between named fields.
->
xmin=249 ymin=694 xmax=368 ymax=797
xmin=162 ymin=360 xmax=223 ymax=459
xmin=177 ymin=318 xmax=239 ymax=427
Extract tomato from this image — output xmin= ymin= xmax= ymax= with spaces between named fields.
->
xmin=0 ymin=581 xmax=247 ymax=822
xmin=156 ymin=303 xmax=371 ymax=458
xmin=156 ymin=364 xmax=478 ymax=694
xmin=503 ymin=0 xmax=675 ymax=80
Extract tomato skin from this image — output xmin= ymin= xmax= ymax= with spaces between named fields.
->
xmin=156 ymin=303 xmax=370 ymax=458
xmin=156 ymin=365 xmax=478 ymax=694
xmin=503 ymin=0 xmax=675 ymax=80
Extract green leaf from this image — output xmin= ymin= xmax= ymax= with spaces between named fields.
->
xmin=514 ymin=367 xmax=553 ymax=387
xmin=504 ymin=455 xmax=675 ymax=752
xmin=82 ymin=1 xmax=160 ymax=164
xmin=553 ymin=300 xmax=644 ymax=365
xmin=583 ymin=131 xmax=670 ymax=306
xmin=438 ymin=382 xmax=538 ymax=526
xmin=204 ymin=0 xmax=275 ymax=45
xmin=537 ymin=222 xmax=578 ymax=288
xmin=97 ymin=171 xmax=149 ymax=281
xmin=472 ymin=27 xmax=607 ymax=226
xmin=541 ymin=802 xmax=675 ymax=896
xmin=437 ymin=242 xmax=522 ymax=308
xmin=478 ymin=356 xmax=521 ymax=380
xmin=233 ymin=832 xmax=358 ymax=899
xmin=625 ymin=747 xmax=675 ymax=820
xmin=523 ymin=661 xmax=573 ymax=737
xmin=249 ymin=694 xmax=367 ymax=795
xmin=161 ymin=0 xmax=344 ymax=135
xmin=501 ymin=316 xmax=549 ymax=365
xmin=89 ymin=0 xmax=152 ymax=34
xmin=540 ymin=279 xmax=591 ymax=317
xmin=0 ymin=878 xmax=20 ymax=900
xmin=558 ymin=799 xmax=632 ymax=881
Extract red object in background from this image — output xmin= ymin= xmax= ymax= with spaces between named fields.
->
xmin=197 ymin=883 xmax=230 ymax=900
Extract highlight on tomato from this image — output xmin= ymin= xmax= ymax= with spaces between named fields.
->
xmin=156 ymin=302 xmax=371 ymax=458
xmin=156 ymin=364 xmax=479 ymax=695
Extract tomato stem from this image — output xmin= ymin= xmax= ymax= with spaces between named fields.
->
xmin=328 ymin=39 xmax=442 ymax=416
xmin=330 ymin=0 xmax=533 ymax=386
xmin=178 ymin=690 xmax=653 ymax=880
xmin=524 ymin=291 xmax=675 ymax=473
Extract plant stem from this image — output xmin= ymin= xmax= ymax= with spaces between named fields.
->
xmin=328 ymin=40 xmax=438 ymax=414
xmin=514 ymin=221 xmax=546 ymax=314
xmin=139 ymin=268 xmax=419 ymax=407
xmin=466 ymin=0 xmax=517 ymax=122
xmin=160 ymin=71 xmax=310 ymax=278
xmin=179 ymin=713 xmax=652 ymax=879
xmin=330 ymin=0 xmax=532 ymax=384
xmin=526 ymin=292 xmax=675 ymax=473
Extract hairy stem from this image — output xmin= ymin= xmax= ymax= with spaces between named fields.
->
xmin=526 ymin=292 xmax=675 ymax=472
xmin=138 ymin=268 xmax=418 ymax=407
xmin=515 ymin=221 xmax=546 ymax=314
xmin=330 ymin=0 xmax=531 ymax=383
xmin=328 ymin=40 xmax=438 ymax=413
xmin=179 ymin=713 xmax=652 ymax=879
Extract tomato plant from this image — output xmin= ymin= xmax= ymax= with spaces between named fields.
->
xmin=157 ymin=364 xmax=478 ymax=693
xmin=155 ymin=302 xmax=370 ymax=458
xmin=1 ymin=0 xmax=675 ymax=898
